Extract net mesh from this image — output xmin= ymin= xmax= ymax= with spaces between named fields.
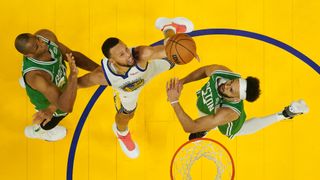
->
xmin=171 ymin=138 xmax=234 ymax=180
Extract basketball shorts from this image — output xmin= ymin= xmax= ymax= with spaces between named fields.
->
xmin=113 ymin=58 xmax=174 ymax=114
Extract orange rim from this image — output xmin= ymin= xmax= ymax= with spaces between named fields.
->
xmin=170 ymin=138 xmax=235 ymax=180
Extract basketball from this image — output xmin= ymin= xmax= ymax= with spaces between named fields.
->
xmin=165 ymin=33 xmax=197 ymax=65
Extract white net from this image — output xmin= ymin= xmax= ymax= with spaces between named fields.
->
xmin=171 ymin=138 xmax=234 ymax=180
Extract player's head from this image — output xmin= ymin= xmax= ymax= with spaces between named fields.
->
xmin=102 ymin=37 xmax=135 ymax=67
xmin=15 ymin=33 xmax=48 ymax=58
xmin=218 ymin=76 xmax=260 ymax=102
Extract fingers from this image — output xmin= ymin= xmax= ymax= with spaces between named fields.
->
xmin=167 ymin=78 xmax=175 ymax=90
xmin=42 ymin=119 xmax=50 ymax=126
xmin=195 ymin=54 xmax=201 ymax=62
xmin=177 ymin=80 xmax=183 ymax=92
xmin=66 ymin=53 xmax=75 ymax=68
xmin=173 ymin=78 xmax=180 ymax=89
xmin=166 ymin=77 xmax=182 ymax=93
xmin=32 ymin=111 xmax=46 ymax=124
xmin=32 ymin=112 xmax=42 ymax=124
xmin=166 ymin=77 xmax=182 ymax=103
xmin=66 ymin=53 xmax=74 ymax=61
xmin=170 ymin=78 xmax=174 ymax=89
xmin=167 ymin=78 xmax=180 ymax=90
xmin=66 ymin=53 xmax=78 ymax=75
xmin=32 ymin=111 xmax=52 ymax=125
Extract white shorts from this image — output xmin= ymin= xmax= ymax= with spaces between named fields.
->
xmin=113 ymin=59 xmax=174 ymax=113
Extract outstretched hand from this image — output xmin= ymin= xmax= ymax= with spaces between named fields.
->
xmin=166 ymin=78 xmax=183 ymax=103
xmin=66 ymin=53 xmax=78 ymax=77
xmin=32 ymin=105 xmax=57 ymax=126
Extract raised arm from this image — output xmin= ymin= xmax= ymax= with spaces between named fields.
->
xmin=171 ymin=105 xmax=239 ymax=133
xmin=134 ymin=45 xmax=166 ymax=63
xmin=25 ymin=53 xmax=78 ymax=113
xmin=35 ymin=29 xmax=99 ymax=71
xmin=166 ymin=78 xmax=239 ymax=133
xmin=78 ymin=66 xmax=109 ymax=88
xmin=181 ymin=64 xmax=232 ymax=84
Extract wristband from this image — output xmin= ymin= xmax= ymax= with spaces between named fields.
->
xmin=170 ymin=100 xmax=179 ymax=105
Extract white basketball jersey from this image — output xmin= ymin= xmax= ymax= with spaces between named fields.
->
xmin=101 ymin=49 xmax=174 ymax=111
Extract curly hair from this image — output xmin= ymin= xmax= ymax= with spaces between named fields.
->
xmin=245 ymin=76 xmax=261 ymax=102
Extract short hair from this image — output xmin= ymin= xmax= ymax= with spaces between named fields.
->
xmin=15 ymin=33 xmax=33 ymax=54
xmin=245 ymin=76 xmax=261 ymax=102
xmin=101 ymin=37 xmax=120 ymax=58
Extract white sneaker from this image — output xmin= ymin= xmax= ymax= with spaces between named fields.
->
xmin=155 ymin=17 xmax=194 ymax=33
xmin=24 ymin=125 xmax=67 ymax=141
xmin=19 ymin=77 xmax=26 ymax=88
xmin=112 ymin=123 xmax=139 ymax=159
xmin=282 ymin=99 xmax=309 ymax=119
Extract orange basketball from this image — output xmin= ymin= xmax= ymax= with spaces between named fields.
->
xmin=165 ymin=33 xmax=197 ymax=65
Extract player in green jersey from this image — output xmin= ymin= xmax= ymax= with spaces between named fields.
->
xmin=166 ymin=64 xmax=309 ymax=140
xmin=15 ymin=29 xmax=99 ymax=141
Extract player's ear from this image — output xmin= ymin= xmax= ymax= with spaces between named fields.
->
xmin=25 ymin=53 xmax=34 ymax=58
xmin=108 ymin=56 xmax=115 ymax=64
xmin=108 ymin=53 xmax=116 ymax=63
xmin=229 ymin=97 xmax=240 ymax=102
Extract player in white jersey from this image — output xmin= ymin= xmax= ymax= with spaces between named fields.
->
xmin=78 ymin=17 xmax=194 ymax=158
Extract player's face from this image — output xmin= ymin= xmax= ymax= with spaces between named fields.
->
xmin=109 ymin=41 xmax=135 ymax=67
xmin=218 ymin=79 xmax=240 ymax=99
xmin=25 ymin=36 xmax=48 ymax=58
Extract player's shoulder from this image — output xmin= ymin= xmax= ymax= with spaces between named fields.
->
xmin=205 ymin=65 xmax=233 ymax=77
xmin=34 ymin=29 xmax=58 ymax=44
xmin=26 ymin=70 xmax=51 ymax=82
xmin=220 ymin=103 xmax=244 ymax=116
xmin=215 ymin=106 xmax=240 ymax=120
xmin=211 ymin=70 xmax=241 ymax=80
xmin=221 ymin=100 xmax=243 ymax=115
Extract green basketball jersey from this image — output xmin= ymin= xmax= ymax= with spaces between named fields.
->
xmin=22 ymin=35 xmax=67 ymax=117
xmin=196 ymin=70 xmax=246 ymax=138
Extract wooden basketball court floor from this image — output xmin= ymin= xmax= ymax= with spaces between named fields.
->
xmin=1 ymin=0 xmax=319 ymax=179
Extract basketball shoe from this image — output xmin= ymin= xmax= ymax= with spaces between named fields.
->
xmin=282 ymin=99 xmax=309 ymax=119
xmin=24 ymin=124 xmax=66 ymax=141
xmin=112 ymin=123 xmax=139 ymax=159
xmin=189 ymin=131 xmax=208 ymax=140
xmin=155 ymin=17 xmax=194 ymax=33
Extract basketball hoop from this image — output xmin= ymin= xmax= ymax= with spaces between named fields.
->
xmin=170 ymin=138 xmax=235 ymax=180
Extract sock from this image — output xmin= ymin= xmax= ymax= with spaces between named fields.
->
xmin=116 ymin=126 xmax=129 ymax=136
xmin=235 ymin=112 xmax=287 ymax=136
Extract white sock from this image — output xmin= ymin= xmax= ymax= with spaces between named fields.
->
xmin=235 ymin=112 xmax=287 ymax=136
xmin=116 ymin=127 xmax=129 ymax=136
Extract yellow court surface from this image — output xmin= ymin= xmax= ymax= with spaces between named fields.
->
xmin=1 ymin=0 xmax=319 ymax=179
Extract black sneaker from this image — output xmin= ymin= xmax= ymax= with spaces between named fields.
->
xmin=282 ymin=99 xmax=309 ymax=119
xmin=189 ymin=131 xmax=208 ymax=140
